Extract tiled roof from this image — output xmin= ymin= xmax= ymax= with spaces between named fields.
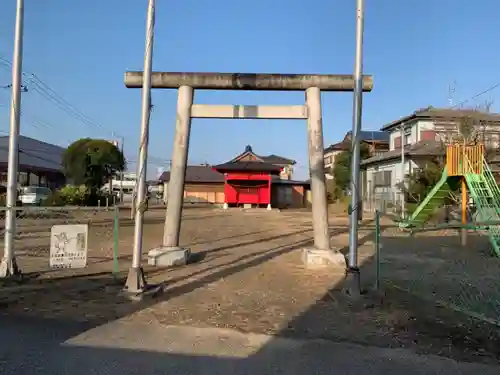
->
xmin=260 ymin=154 xmax=296 ymax=165
xmin=361 ymin=141 xmax=444 ymax=167
xmin=325 ymin=130 xmax=389 ymax=153
xmin=229 ymin=145 xmax=296 ymax=165
xmin=324 ymin=142 xmax=345 ymax=153
xmin=381 ymin=107 xmax=500 ymax=131
xmin=159 ymin=165 xmax=224 ymax=183
xmin=213 ymin=161 xmax=282 ymax=173
xmin=0 ymin=135 xmax=65 ymax=172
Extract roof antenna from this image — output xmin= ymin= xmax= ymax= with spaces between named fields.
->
xmin=448 ymin=80 xmax=457 ymax=108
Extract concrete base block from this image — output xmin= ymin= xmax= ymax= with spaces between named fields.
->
xmin=302 ymin=248 xmax=346 ymax=269
xmin=223 ymin=202 xmax=228 ymax=210
xmin=266 ymin=204 xmax=272 ymax=211
xmin=148 ymin=246 xmax=191 ymax=267
xmin=121 ymin=266 xmax=164 ymax=301
xmin=0 ymin=256 xmax=21 ymax=279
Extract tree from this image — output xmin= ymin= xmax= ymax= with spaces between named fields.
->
xmin=331 ymin=142 xmax=371 ymax=199
xmin=439 ymin=101 xmax=497 ymax=156
xmin=62 ymin=138 xmax=126 ymax=189
xmin=402 ymin=158 xmax=443 ymax=203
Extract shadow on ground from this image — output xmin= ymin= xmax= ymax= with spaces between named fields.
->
xmin=281 ymin=226 xmax=500 ymax=364
xmin=0 ymin=216 xmax=499 ymax=373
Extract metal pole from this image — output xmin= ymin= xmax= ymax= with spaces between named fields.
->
xmin=461 ymin=177 xmax=467 ymax=246
xmin=401 ymin=122 xmax=405 ymax=219
xmin=346 ymin=0 xmax=365 ymax=295
xmin=120 ymin=137 xmax=124 ymax=204
xmin=113 ymin=205 xmax=119 ymax=277
xmin=0 ymin=0 xmax=24 ymax=278
xmin=162 ymin=85 xmax=194 ymax=248
xmin=125 ymin=0 xmax=155 ymax=293
xmin=374 ymin=210 xmax=380 ymax=291
xmin=305 ymin=87 xmax=330 ymax=251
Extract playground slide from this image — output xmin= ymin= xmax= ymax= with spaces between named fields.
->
xmin=464 ymin=164 xmax=500 ymax=256
xmin=399 ymin=168 xmax=451 ymax=228
xmin=400 ymin=155 xmax=500 ymax=256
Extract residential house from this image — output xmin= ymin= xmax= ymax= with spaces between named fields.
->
xmin=360 ymin=107 xmax=500 ymax=204
xmin=324 ymin=130 xmax=389 ymax=179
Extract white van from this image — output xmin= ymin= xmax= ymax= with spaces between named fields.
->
xmin=19 ymin=186 xmax=52 ymax=205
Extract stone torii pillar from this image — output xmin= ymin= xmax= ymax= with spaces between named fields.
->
xmin=124 ymin=72 xmax=373 ymax=268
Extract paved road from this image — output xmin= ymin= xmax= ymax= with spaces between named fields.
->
xmin=0 ymin=314 xmax=498 ymax=375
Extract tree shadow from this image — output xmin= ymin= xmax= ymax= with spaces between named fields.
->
xmin=273 ymin=226 xmax=500 ymax=364
xmin=1 ymin=217 xmax=499 ymax=372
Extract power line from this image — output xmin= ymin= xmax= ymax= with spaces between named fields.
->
xmin=0 ymin=54 xmax=171 ymax=163
xmin=24 ymin=74 xmax=107 ymax=132
xmin=0 ymin=54 xmax=117 ymax=136
xmin=451 ymin=82 xmax=500 ymax=109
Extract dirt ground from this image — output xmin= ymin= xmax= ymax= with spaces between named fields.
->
xmin=0 ymin=207 xmax=499 ymax=365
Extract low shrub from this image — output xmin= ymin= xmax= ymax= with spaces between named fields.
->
xmin=58 ymin=185 xmax=89 ymax=205
xmin=41 ymin=185 xmax=116 ymax=207
xmin=40 ymin=191 xmax=67 ymax=207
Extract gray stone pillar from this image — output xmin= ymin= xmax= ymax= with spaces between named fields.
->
xmin=302 ymin=87 xmax=345 ymax=268
xmin=148 ymin=85 xmax=193 ymax=267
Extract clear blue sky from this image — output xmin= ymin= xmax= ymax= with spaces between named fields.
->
xmin=1 ymin=0 xmax=499 ymax=179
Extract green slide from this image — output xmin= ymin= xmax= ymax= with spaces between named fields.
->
xmin=399 ymin=169 xmax=451 ymax=228
xmin=465 ymin=163 xmax=500 ymax=256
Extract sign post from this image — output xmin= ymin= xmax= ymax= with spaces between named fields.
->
xmin=50 ymin=224 xmax=88 ymax=269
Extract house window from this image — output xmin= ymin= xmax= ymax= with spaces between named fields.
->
xmin=404 ymin=127 xmax=412 ymax=145
xmin=373 ymin=170 xmax=391 ymax=187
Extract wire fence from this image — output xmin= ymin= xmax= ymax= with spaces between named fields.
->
xmin=363 ymin=192 xmax=404 ymax=215
xmin=0 ymin=206 xmax=121 ymax=280
xmin=372 ymin=211 xmax=500 ymax=326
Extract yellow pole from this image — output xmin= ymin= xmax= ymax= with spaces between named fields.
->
xmin=461 ymin=176 xmax=467 ymax=246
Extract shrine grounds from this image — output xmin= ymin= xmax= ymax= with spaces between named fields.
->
xmin=0 ymin=206 xmax=498 ymax=365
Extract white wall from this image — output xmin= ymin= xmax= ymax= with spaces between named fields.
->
xmin=365 ymin=158 xmax=419 ymax=197
xmin=324 ymin=149 xmax=342 ymax=170
xmin=389 ymin=131 xmax=399 ymax=151
xmin=388 ymin=122 xmax=416 ymax=151
xmin=388 ymin=119 xmax=437 ymax=151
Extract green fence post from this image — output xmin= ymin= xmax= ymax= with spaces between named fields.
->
xmin=374 ymin=210 xmax=381 ymax=291
xmin=113 ymin=205 xmax=119 ymax=277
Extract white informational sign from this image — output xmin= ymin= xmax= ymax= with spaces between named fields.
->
xmin=49 ymin=224 xmax=89 ymax=269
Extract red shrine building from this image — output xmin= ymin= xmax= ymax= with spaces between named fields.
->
xmin=159 ymin=145 xmax=311 ymax=209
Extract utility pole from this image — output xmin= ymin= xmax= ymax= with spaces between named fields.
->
xmin=125 ymin=0 xmax=155 ymax=295
xmin=346 ymin=0 xmax=365 ymax=297
xmin=400 ymin=123 xmax=405 ymax=219
xmin=0 ymin=0 xmax=24 ymax=278
xmin=120 ymin=136 xmax=124 ymax=204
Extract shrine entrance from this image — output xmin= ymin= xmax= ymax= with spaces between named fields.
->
xmin=124 ymin=71 xmax=373 ymax=269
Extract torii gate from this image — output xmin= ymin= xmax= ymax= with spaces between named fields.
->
xmin=122 ymin=0 xmax=372 ymax=295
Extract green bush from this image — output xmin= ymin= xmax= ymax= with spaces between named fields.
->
xmin=0 ymin=193 xmax=6 ymax=207
xmin=41 ymin=185 xmax=116 ymax=207
xmin=40 ymin=191 xmax=67 ymax=207
xmin=58 ymin=185 xmax=89 ymax=205
xmin=0 ymin=192 xmax=22 ymax=207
